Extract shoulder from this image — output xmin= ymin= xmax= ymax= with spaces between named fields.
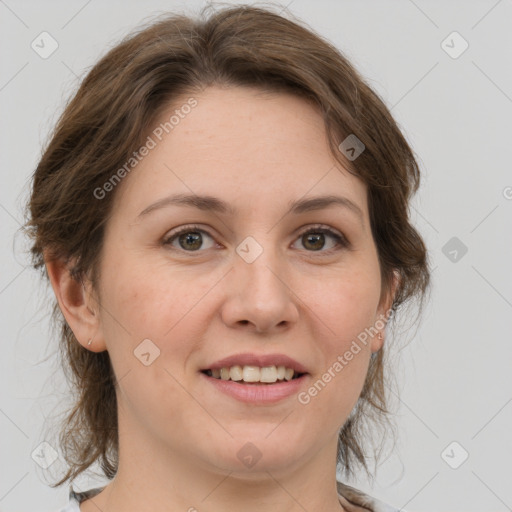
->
xmin=55 ymin=485 xmax=105 ymax=512
xmin=58 ymin=482 xmax=400 ymax=512
xmin=337 ymin=481 xmax=403 ymax=512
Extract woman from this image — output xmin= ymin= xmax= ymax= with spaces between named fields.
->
xmin=26 ymin=5 xmax=430 ymax=511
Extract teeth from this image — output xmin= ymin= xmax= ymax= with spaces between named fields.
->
xmin=206 ymin=364 xmax=300 ymax=383
xmin=243 ymin=365 xmax=261 ymax=382
xmin=260 ymin=366 xmax=277 ymax=383
xmin=229 ymin=365 xmax=243 ymax=381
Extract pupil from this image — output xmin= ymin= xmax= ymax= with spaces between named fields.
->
xmin=179 ymin=232 xmax=202 ymax=250
xmin=304 ymin=233 xmax=324 ymax=250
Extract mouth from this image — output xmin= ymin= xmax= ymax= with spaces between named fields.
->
xmin=201 ymin=365 xmax=306 ymax=384
xmin=200 ymin=353 xmax=310 ymax=403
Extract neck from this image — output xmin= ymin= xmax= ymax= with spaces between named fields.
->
xmin=83 ymin=415 xmax=346 ymax=512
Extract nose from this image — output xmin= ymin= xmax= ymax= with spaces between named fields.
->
xmin=220 ymin=248 xmax=300 ymax=334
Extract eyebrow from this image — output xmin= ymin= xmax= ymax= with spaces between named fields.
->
xmin=138 ymin=193 xmax=364 ymax=226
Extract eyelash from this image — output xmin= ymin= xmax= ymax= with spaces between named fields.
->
xmin=162 ymin=224 xmax=350 ymax=254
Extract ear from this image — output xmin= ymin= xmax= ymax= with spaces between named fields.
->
xmin=371 ymin=269 xmax=400 ymax=353
xmin=45 ymin=255 xmax=107 ymax=352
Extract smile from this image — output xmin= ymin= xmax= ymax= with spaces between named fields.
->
xmin=202 ymin=365 xmax=304 ymax=384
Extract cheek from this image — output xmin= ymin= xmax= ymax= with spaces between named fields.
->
xmin=307 ymin=262 xmax=381 ymax=344
xmin=100 ymin=253 xmax=206 ymax=334
xmin=299 ymin=262 xmax=380 ymax=404
xmin=97 ymin=254 xmax=225 ymax=377
xmin=302 ymin=324 xmax=373 ymax=432
xmin=96 ymin=256 xmax=210 ymax=412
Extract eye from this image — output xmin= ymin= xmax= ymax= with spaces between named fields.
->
xmin=291 ymin=225 xmax=348 ymax=252
xmin=163 ymin=225 xmax=216 ymax=252
xmin=162 ymin=224 xmax=349 ymax=254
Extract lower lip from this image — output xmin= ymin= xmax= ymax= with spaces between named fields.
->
xmin=200 ymin=372 xmax=308 ymax=404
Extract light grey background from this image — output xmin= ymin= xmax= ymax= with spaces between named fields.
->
xmin=1 ymin=1 xmax=511 ymax=511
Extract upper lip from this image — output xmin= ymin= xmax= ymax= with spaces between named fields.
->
xmin=203 ymin=353 xmax=309 ymax=374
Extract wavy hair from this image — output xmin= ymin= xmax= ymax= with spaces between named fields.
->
xmin=24 ymin=3 xmax=430 ymax=487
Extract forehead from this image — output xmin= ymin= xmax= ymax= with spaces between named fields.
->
xmin=111 ymin=85 xmax=368 ymax=221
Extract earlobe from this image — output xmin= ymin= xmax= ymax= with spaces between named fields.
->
xmin=371 ymin=331 xmax=384 ymax=353
xmin=44 ymin=256 xmax=106 ymax=352
xmin=384 ymin=270 xmax=400 ymax=314
xmin=372 ymin=270 xmax=400 ymax=353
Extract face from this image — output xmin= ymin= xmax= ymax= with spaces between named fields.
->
xmin=90 ymin=86 xmax=393 ymax=478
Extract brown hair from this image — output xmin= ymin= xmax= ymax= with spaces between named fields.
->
xmin=25 ymin=3 xmax=430 ymax=487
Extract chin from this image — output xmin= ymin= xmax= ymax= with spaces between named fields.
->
xmin=200 ymin=434 xmax=306 ymax=476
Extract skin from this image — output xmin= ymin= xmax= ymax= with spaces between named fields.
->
xmin=47 ymin=85 xmax=396 ymax=512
